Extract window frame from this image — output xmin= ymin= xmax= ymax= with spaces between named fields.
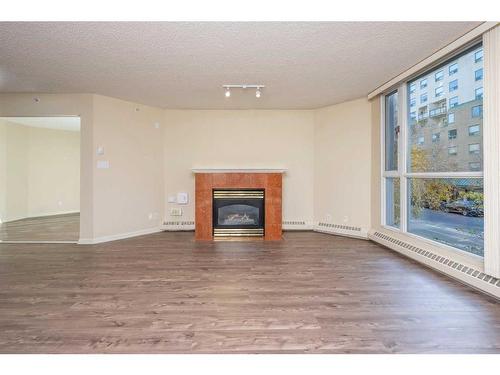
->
xmin=380 ymin=41 xmax=485 ymax=263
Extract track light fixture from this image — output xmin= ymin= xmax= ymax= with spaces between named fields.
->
xmin=222 ymin=84 xmax=265 ymax=98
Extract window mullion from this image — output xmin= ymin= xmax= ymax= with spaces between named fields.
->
xmin=483 ymin=26 xmax=500 ymax=278
xmin=399 ymin=83 xmax=408 ymax=233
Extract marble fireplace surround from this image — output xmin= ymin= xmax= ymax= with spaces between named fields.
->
xmin=193 ymin=169 xmax=286 ymax=240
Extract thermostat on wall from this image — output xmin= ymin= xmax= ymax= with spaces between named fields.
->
xmin=177 ymin=192 xmax=189 ymax=204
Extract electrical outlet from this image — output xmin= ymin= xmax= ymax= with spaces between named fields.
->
xmin=170 ymin=208 xmax=183 ymax=216
xmin=326 ymin=214 xmax=332 ymax=223
xmin=343 ymin=216 xmax=349 ymax=223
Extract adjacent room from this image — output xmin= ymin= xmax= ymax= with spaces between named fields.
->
xmin=0 ymin=21 xmax=499 ymax=355
xmin=0 ymin=117 xmax=80 ymax=242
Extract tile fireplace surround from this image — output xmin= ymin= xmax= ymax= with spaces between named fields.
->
xmin=193 ymin=169 xmax=284 ymax=240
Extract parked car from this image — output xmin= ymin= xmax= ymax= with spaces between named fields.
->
xmin=443 ymin=200 xmax=484 ymax=217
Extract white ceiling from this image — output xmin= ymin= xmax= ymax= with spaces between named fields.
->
xmin=1 ymin=117 xmax=81 ymax=132
xmin=0 ymin=22 xmax=481 ymax=109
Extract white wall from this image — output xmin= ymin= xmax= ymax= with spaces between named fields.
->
xmin=314 ymin=98 xmax=372 ymax=235
xmin=163 ymin=109 xmax=316 ymax=226
xmin=91 ymin=95 xmax=164 ymax=240
xmin=0 ymin=119 xmax=80 ymax=222
xmin=1 ymin=93 xmax=374 ymax=242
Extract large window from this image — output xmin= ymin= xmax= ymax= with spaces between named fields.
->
xmin=383 ymin=44 xmax=484 ymax=257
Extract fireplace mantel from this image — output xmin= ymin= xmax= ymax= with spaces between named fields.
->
xmin=194 ymin=171 xmax=283 ymax=240
xmin=192 ymin=168 xmax=286 ymax=174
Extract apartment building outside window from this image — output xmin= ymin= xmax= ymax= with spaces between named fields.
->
xmin=470 ymin=162 xmax=481 ymax=171
xmin=435 ymin=86 xmax=444 ymax=97
xmin=420 ymin=78 xmax=427 ymax=89
xmin=469 ymin=143 xmax=481 ymax=154
xmin=449 ymin=96 xmax=459 ymax=108
xmin=409 ymin=83 xmax=416 ymax=94
xmin=420 ymin=93 xmax=427 ymax=104
xmin=475 ymin=68 xmax=483 ymax=81
xmin=449 ymin=79 xmax=458 ymax=92
xmin=472 ymin=104 xmax=483 ymax=118
xmin=475 ymin=48 xmax=483 ymax=62
xmin=469 ymin=124 xmax=480 ymax=136
xmin=475 ymin=87 xmax=483 ymax=100
xmin=384 ymin=43 xmax=484 ymax=257
xmin=449 ymin=62 xmax=458 ymax=75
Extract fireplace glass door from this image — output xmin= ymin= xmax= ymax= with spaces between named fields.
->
xmin=213 ymin=189 xmax=264 ymax=237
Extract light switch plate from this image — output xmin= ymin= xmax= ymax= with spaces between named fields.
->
xmin=177 ymin=192 xmax=188 ymax=205
xmin=97 ymin=160 xmax=109 ymax=169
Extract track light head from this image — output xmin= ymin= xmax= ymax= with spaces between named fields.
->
xmin=225 ymin=88 xmax=231 ymax=98
xmin=255 ymin=88 xmax=261 ymax=98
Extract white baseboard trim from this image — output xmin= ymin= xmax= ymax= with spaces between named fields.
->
xmin=78 ymin=227 xmax=163 ymax=245
xmin=313 ymin=222 xmax=368 ymax=240
xmin=369 ymin=229 xmax=500 ymax=299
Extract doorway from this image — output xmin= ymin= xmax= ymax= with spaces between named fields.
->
xmin=0 ymin=116 xmax=81 ymax=242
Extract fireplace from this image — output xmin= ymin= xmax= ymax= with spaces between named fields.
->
xmin=213 ymin=189 xmax=265 ymax=237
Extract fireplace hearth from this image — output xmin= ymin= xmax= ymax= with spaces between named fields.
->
xmin=213 ymin=189 xmax=265 ymax=237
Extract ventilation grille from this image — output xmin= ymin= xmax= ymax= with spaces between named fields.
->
xmin=163 ymin=221 xmax=195 ymax=226
xmin=283 ymin=221 xmax=306 ymax=226
xmin=318 ymin=222 xmax=362 ymax=232
xmin=373 ymin=231 xmax=500 ymax=288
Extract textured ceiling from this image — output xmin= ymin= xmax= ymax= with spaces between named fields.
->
xmin=0 ymin=22 xmax=481 ymax=109
xmin=1 ymin=117 xmax=80 ymax=132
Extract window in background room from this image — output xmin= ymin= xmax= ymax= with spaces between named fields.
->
xmin=420 ymin=78 xmax=428 ymax=89
xmin=405 ymin=44 xmax=484 ymax=256
xmin=435 ymin=70 xmax=444 ymax=82
xmin=421 ymin=93 xmax=428 ymax=104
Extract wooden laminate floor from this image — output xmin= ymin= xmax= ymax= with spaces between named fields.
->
xmin=0 ymin=213 xmax=80 ymax=242
xmin=0 ymin=231 xmax=499 ymax=353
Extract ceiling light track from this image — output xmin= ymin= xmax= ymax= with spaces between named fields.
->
xmin=222 ymin=84 xmax=265 ymax=98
